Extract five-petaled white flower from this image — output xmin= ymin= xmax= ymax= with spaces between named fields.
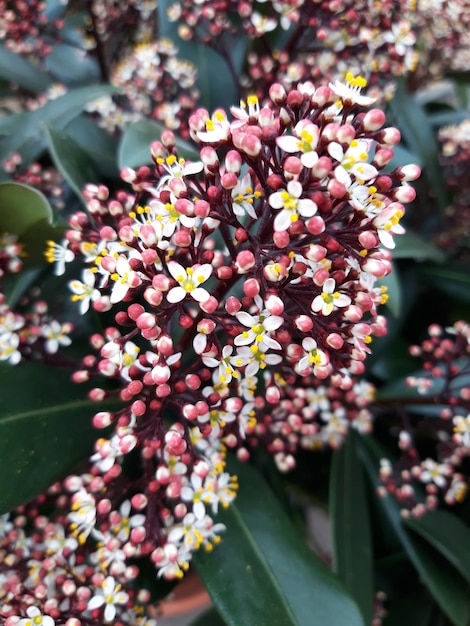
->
xmin=298 ymin=337 xmax=329 ymax=373
xmin=87 ymin=576 xmax=129 ymax=622
xmin=329 ymin=73 xmax=376 ymax=107
xmin=276 ymin=120 xmax=320 ymax=168
xmin=420 ymin=458 xmax=452 ymax=488
xmin=268 ymin=180 xmax=317 ymax=232
xmin=167 ymin=262 xmax=212 ymax=303
xmin=328 ymin=139 xmax=378 ymax=188
xmin=311 ymin=278 xmax=351 ymax=316
xmin=45 ymin=239 xmax=75 ymax=276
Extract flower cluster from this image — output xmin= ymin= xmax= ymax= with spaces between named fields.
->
xmin=0 ymin=492 xmax=157 ymax=625
xmin=168 ymin=0 xmax=418 ymax=98
xmin=0 ymin=0 xmax=63 ymax=58
xmin=87 ymin=39 xmax=199 ymax=135
xmin=413 ymin=0 xmax=470 ymax=77
xmin=40 ymin=80 xmax=419 ymax=576
xmin=378 ymin=321 xmax=470 ymax=517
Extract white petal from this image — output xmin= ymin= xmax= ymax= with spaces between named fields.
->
xmin=191 ymin=287 xmax=210 ymax=303
xmin=88 ymin=596 xmax=105 ymax=610
xmin=167 ymin=286 xmax=186 ymax=303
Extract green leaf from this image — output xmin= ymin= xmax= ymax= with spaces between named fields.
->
xmin=405 ymin=510 xmax=470 ymax=585
xmin=0 ymin=84 xmax=119 ymax=165
xmin=418 ymin=264 xmax=470 ymax=304
xmin=188 ymin=607 xmax=227 ymax=626
xmin=43 ymin=124 xmax=101 ymax=203
xmin=0 ymin=182 xmax=53 ymax=236
xmin=64 ymin=114 xmax=118 ymax=178
xmin=45 ymin=43 xmax=100 ymax=84
xmin=359 ymin=437 xmax=470 ymax=626
xmin=0 ymin=45 xmax=52 ymax=93
xmin=388 ymin=82 xmax=448 ymax=213
xmin=393 ymin=231 xmax=445 ymax=263
xmin=194 ymin=456 xmax=364 ymax=626
xmin=0 ymin=361 xmax=117 ymax=513
xmin=330 ymin=430 xmax=374 ymax=626
xmin=118 ymin=119 xmax=199 ymax=169
xmin=383 ymin=590 xmax=435 ymax=626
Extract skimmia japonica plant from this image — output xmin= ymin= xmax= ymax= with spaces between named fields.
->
xmin=1 ymin=2 xmax=470 ymax=626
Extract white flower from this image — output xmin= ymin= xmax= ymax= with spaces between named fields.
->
xmin=155 ymin=154 xmax=203 ymax=189
xmin=234 ymin=301 xmax=283 ymax=350
xmin=276 ymin=120 xmax=320 ymax=168
xmin=87 ymin=576 xmax=129 ymax=622
xmin=328 ymin=139 xmax=378 ymax=187
xmin=110 ymin=255 xmax=142 ymax=303
xmin=41 ymin=320 xmax=72 ymax=354
xmin=453 ymin=414 xmax=470 ymax=447
xmin=420 ymin=459 xmax=451 ymax=488
xmin=372 ymin=204 xmax=405 ymax=249
xmin=231 ymin=173 xmax=260 ymax=219
xmin=19 ymin=606 xmax=55 ymax=626
xmin=196 ymin=109 xmax=231 ymax=142
xmin=311 ymin=278 xmax=351 ymax=316
xmin=235 ymin=345 xmax=282 ymax=377
xmin=202 ymin=344 xmax=240 ymax=386
xmin=167 ymin=262 xmax=212 ymax=303
xmin=0 ymin=332 xmax=21 ymax=364
xmin=297 ymin=337 xmax=329 ymax=373
xmin=268 ymin=180 xmax=317 ymax=231
xmin=69 ymin=489 xmax=96 ymax=543
xmin=69 ymin=269 xmax=100 ymax=314
xmin=329 ymin=73 xmax=376 ymax=106
xmin=45 ymin=239 xmax=74 ymax=276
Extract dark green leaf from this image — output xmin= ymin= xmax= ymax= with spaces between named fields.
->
xmin=359 ymin=437 xmax=470 ymax=626
xmin=393 ymin=232 xmax=445 ymax=263
xmin=45 ymin=43 xmax=100 ymax=84
xmin=118 ymin=119 xmax=199 ymax=169
xmin=0 ymin=362 xmax=118 ymax=513
xmin=194 ymin=455 xmax=364 ymax=626
xmin=64 ymin=114 xmax=118 ymax=178
xmin=388 ymin=82 xmax=448 ymax=213
xmin=0 ymin=45 xmax=52 ymax=93
xmin=418 ymin=264 xmax=470 ymax=304
xmin=405 ymin=510 xmax=470 ymax=585
xmin=0 ymin=182 xmax=52 ymax=236
xmin=189 ymin=607 xmax=227 ymax=626
xmin=0 ymin=84 xmax=119 ymax=165
xmin=384 ymin=590 xmax=435 ymax=626
xmin=43 ymin=124 xmax=101 ymax=203
xmin=330 ymin=430 xmax=374 ymax=625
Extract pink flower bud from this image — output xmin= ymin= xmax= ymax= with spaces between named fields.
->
xmin=235 ymin=250 xmax=256 ymax=273
xmin=306 ymin=215 xmax=325 ymax=235
xmin=232 ymin=132 xmax=262 ymax=157
xmin=169 ymin=177 xmax=187 ymax=197
xmin=225 ymin=149 xmax=243 ymax=173
xmin=265 ymin=293 xmax=284 ymax=315
xmin=161 ymin=130 xmax=175 ymax=147
xmin=221 ymin=172 xmax=238 ymax=189
xmin=274 ymin=230 xmax=290 ymax=248
xmin=243 ymin=277 xmax=260 ymax=297
xmin=392 ymin=186 xmax=416 ymax=203
xmin=336 ymin=124 xmax=356 ymax=144
xmin=377 ymin=127 xmax=401 ymax=146
xmin=295 ymin=315 xmax=314 ymax=332
xmin=373 ymin=148 xmax=394 ymax=167
xmin=226 ymin=296 xmax=241 ymax=314
xmin=363 ymin=108 xmax=386 ymax=131
xmin=200 ymin=295 xmax=218 ymax=313
xmin=269 ymin=82 xmax=287 ymax=104
xmin=326 ymin=333 xmax=344 ymax=349
xmin=144 ymin=287 xmax=163 ymax=307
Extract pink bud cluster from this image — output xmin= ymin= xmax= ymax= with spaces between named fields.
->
xmin=42 ymin=81 xmax=419 ymax=575
xmin=168 ymin=0 xmax=418 ymax=97
xmin=88 ymin=39 xmax=200 ymax=136
xmin=3 ymin=153 xmax=66 ymax=211
xmin=378 ymin=322 xmax=470 ymax=517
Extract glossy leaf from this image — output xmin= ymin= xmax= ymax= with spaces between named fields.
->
xmin=45 ymin=43 xmax=100 ymax=84
xmin=359 ymin=437 xmax=470 ymax=626
xmin=0 ymin=45 xmax=52 ymax=93
xmin=194 ymin=456 xmax=364 ymax=626
xmin=44 ymin=124 xmax=102 ymax=203
xmin=189 ymin=607 xmax=227 ymax=626
xmin=0 ymin=182 xmax=53 ymax=236
xmin=393 ymin=231 xmax=445 ymax=263
xmin=118 ymin=119 xmax=200 ymax=169
xmin=418 ymin=264 xmax=470 ymax=304
xmin=0 ymin=361 xmax=118 ymax=513
xmin=330 ymin=430 xmax=374 ymax=626
xmin=405 ymin=510 xmax=470 ymax=585
xmin=0 ymin=84 xmax=119 ymax=165
xmin=64 ymin=114 xmax=118 ymax=177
